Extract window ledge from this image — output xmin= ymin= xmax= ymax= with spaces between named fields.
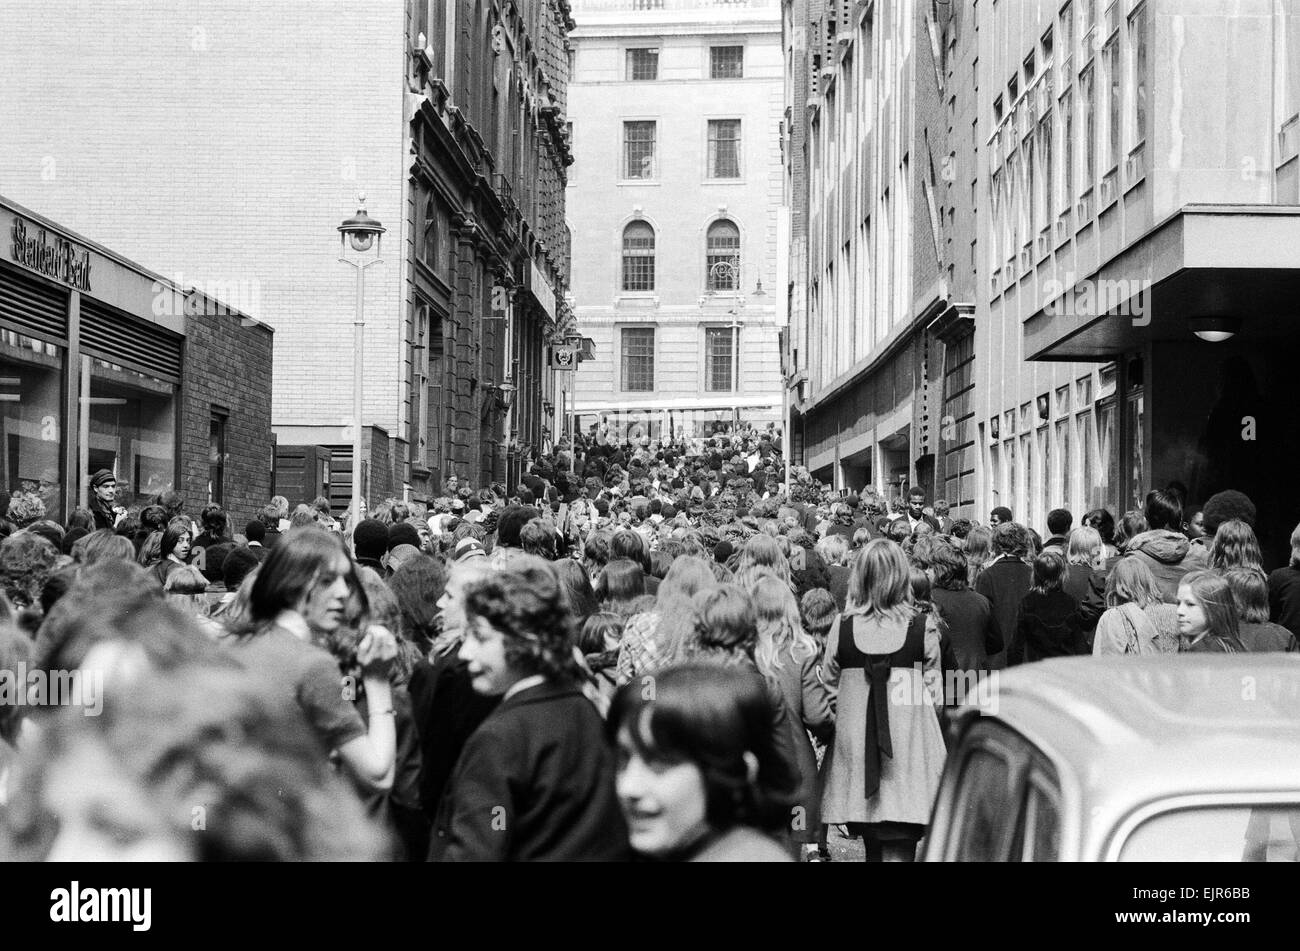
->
xmin=1125 ymin=143 xmax=1147 ymax=195
xmin=1099 ymin=167 xmax=1120 ymax=212
xmin=617 ymin=180 xmax=661 ymax=186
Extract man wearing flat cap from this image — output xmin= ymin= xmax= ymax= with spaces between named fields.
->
xmin=88 ymin=469 xmax=123 ymax=530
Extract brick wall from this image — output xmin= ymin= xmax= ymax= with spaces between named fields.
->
xmin=179 ymin=300 xmax=275 ymax=528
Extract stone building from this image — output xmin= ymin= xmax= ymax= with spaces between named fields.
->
xmin=567 ymin=0 xmax=786 ymax=443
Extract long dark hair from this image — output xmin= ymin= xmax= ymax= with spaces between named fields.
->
xmin=386 ymin=554 xmax=447 ymax=655
xmin=595 ymin=558 xmax=646 ymax=615
xmin=607 ymin=663 xmax=797 ymax=837
xmin=242 ymin=528 xmax=367 ymax=632
xmin=553 ymin=558 xmax=599 ymax=626
xmin=159 ymin=517 xmax=191 ymax=561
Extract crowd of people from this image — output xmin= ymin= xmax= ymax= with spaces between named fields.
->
xmin=1 ymin=426 xmax=1298 ymax=862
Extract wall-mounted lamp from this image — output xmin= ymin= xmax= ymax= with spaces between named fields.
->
xmin=1190 ymin=317 xmax=1240 ymax=343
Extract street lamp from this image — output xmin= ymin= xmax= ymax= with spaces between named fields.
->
xmin=338 ymin=193 xmax=385 ymax=529
xmin=701 ymin=259 xmax=747 ymax=429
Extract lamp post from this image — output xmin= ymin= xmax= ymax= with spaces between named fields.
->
xmin=701 ymin=259 xmax=748 ymax=431
xmin=338 ymin=194 xmax=385 ymax=530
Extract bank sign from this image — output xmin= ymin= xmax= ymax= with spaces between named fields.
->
xmin=10 ymin=217 xmax=93 ymax=292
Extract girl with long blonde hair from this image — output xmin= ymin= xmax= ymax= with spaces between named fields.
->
xmin=822 ymin=538 xmax=945 ymax=862
xmin=749 ymin=572 xmax=821 ymax=681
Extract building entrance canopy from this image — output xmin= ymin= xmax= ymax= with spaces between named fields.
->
xmin=1024 ymin=207 xmax=1300 ymax=361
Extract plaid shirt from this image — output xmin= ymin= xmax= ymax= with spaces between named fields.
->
xmin=616 ymin=611 xmax=662 ymax=684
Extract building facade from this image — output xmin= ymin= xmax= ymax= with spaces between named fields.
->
xmin=1 ymin=195 xmax=274 ymax=526
xmin=567 ymin=0 xmax=786 ymax=442
xmin=786 ymin=0 xmax=1300 ymax=565
xmin=0 ymin=0 xmax=573 ymax=507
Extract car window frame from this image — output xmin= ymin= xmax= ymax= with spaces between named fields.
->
xmin=1105 ymin=792 xmax=1300 ymax=862
xmin=1018 ymin=768 xmax=1064 ymax=861
xmin=944 ymin=720 xmax=1060 ymax=861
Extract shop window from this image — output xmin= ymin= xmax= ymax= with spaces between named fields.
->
xmin=85 ymin=356 xmax=176 ymax=511
xmin=0 ymin=330 xmax=64 ymax=523
xmin=209 ymin=410 xmax=227 ymax=505
xmin=1097 ymin=396 xmax=1118 ymax=511
xmin=1126 ymin=388 xmax=1144 ymax=511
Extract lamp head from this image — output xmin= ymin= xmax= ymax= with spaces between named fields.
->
xmin=338 ymin=192 xmax=386 ymax=256
xmin=1189 ymin=316 xmax=1240 ymax=343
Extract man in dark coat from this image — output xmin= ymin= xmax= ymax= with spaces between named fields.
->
xmin=429 ymin=679 xmax=629 ymax=861
xmin=88 ymin=469 xmax=121 ymax=530
xmin=974 ymin=522 xmax=1035 ymax=669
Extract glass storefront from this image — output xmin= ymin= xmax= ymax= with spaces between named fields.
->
xmin=85 ymin=356 xmax=176 ymax=510
xmin=0 ymin=329 xmax=65 ymax=523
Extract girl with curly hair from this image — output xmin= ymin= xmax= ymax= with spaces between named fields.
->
xmin=0 ymin=533 xmax=60 ymax=613
xmin=430 ymin=555 xmax=629 ymax=861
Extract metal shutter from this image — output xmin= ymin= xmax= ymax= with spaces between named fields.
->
xmin=0 ymin=262 xmax=68 ymax=342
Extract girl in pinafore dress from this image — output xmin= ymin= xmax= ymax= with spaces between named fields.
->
xmin=820 ymin=538 xmax=946 ymax=861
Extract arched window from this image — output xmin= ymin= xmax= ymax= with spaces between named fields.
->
xmin=705 ymin=219 xmax=740 ymax=291
xmin=621 ymin=221 xmax=655 ymax=291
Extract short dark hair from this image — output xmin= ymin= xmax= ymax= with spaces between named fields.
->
xmin=1046 ymin=508 xmax=1073 ymax=536
xmin=908 ymin=487 xmax=926 ymax=500
xmin=200 ymin=503 xmax=226 ymax=537
xmin=1082 ymin=508 xmax=1116 ymax=545
xmin=607 ymin=663 xmax=796 ymax=834
xmin=140 ymin=505 xmax=168 ymax=532
xmin=584 ymin=530 xmax=612 ymax=569
xmin=520 ymin=517 xmax=558 ymax=560
xmin=798 ymin=587 xmax=837 ymax=639
xmin=992 ymin=522 xmax=1030 ymax=558
xmin=497 ymin=505 xmax=540 ymax=548
xmin=1143 ymin=489 xmax=1183 ymax=532
xmin=610 ymin=530 xmax=651 ymax=573
xmin=1030 ymin=548 xmax=1068 ymax=595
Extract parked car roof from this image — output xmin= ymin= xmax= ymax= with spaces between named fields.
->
xmin=952 ymin=655 xmax=1300 ymax=859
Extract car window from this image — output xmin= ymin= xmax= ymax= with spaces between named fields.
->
xmin=1026 ymin=776 xmax=1061 ymax=861
xmin=952 ymin=747 xmax=1018 ymax=861
xmin=1117 ymin=805 xmax=1300 ymax=862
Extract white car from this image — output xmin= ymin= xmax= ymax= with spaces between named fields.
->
xmin=923 ymin=655 xmax=1300 ymax=861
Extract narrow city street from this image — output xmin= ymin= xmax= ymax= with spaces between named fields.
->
xmin=0 ymin=0 xmax=1297 ymax=909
